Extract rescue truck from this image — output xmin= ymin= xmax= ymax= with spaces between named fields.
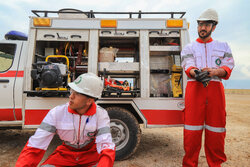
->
xmin=0 ymin=9 xmax=190 ymax=160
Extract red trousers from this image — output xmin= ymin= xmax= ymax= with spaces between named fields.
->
xmin=41 ymin=141 xmax=99 ymax=167
xmin=183 ymin=81 xmax=227 ymax=167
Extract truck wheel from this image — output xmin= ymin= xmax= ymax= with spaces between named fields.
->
xmin=106 ymin=107 xmax=141 ymax=160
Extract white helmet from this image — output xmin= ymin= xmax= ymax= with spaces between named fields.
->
xmin=197 ymin=9 xmax=218 ymax=25
xmin=68 ymin=73 xmax=103 ymax=99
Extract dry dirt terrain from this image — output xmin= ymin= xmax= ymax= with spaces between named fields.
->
xmin=0 ymin=90 xmax=249 ymax=167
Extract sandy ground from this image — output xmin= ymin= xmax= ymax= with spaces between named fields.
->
xmin=0 ymin=92 xmax=249 ymax=167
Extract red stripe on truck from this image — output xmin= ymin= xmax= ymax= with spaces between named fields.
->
xmin=25 ymin=109 xmax=49 ymax=125
xmin=0 ymin=70 xmax=24 ymax=77
xmin=141 ymin=109 xmax=184 ymax=125
xmin=0 ymin=108 xmax=22 ymax=121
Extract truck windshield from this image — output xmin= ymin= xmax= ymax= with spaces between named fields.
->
xmin=0 ymin=44 xmax=16 ymax=72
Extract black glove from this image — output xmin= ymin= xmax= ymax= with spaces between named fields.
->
xmin=194 ymin=70 xmax=211 ymax=87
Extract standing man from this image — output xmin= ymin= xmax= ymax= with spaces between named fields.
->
xmin=16 ymin=73 xmax=115 ymax=167
xmin=181 ymin=9 xmax=235 ymax=167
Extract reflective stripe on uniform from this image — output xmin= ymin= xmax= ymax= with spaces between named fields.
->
xmin=39 ymin=122 xmax=56 ymax=133
xmin=181 ymin=54 xmax=194 ymax=62
xmin=97 ymin=126 xmax=110 ymax=136
xmin=64 ymin=139 xmax=94 ymax=149
xmin=205 ymin=125 xmax=226 ymax=133
xmin=184 ymin=125 xmax=204 ymax=131
xmin=40 ymin=165 xmax=55 ymax=167
xmin=224 ymin=52 xmax=233 ymax=58
xmin=184 ymin=124 xmax=225 ymax=132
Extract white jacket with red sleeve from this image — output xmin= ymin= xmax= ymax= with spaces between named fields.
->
xmin=16 ymin=102 xmax=115 ymax=167
xmin=181 ymin=38 xmax=235 ymax=81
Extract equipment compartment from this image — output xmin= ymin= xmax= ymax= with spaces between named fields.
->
xmin=98 ymin=36 xmax=140 ymax=97
xmin=28 ymin=40 xmax=89 ymax=97
xmin=149 ymin=32 xmax=183 ymax=98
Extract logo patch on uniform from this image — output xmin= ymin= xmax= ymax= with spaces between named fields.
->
xmin=215 ymin=58 xmax=221 ymax=65
xmin=74 ymin=76 xmax=82 ymax=84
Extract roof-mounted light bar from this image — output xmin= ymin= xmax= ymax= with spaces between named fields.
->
xmin=33 ymin=18 xmax=51 ymax=27
xmin=167 ymin=19 xmax=183 ymax=28
xmin=101 ymin=20 xmax=117 ymax=28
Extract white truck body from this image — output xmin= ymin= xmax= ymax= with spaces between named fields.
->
xmin=0 ymin=9 xmax=190 ymax=160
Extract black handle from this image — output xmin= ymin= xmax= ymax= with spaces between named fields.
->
xmin=71 ymin=35 xmax=81 ymax=38
xmin=0 ymin=79 xmax=9 ymax=83
xmin=149 ymin=31 xmax=160 ymax=34
xmin=127 ymin=31 xmax=137 ymax=34
xmin=44 ymin=34 xmax=55 ymax=38
xmin=169 ymin=31 xmax=179 ymax=34
xmin=101 ymin=31 xmax=112 ymax=34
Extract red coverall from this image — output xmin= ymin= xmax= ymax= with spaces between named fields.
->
xmin=181 ymin=38 xmax=235 ymax=167
xmin=16 ymin=103 xmax=115 ymax=167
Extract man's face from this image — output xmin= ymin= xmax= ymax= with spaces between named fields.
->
xmin=197 ymin=21 xmax=215 ymax=39
xmin=69 ymin=90 xmax=93 ymax=113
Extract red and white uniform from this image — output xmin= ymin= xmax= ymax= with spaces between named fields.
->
xmin=181 ymin=38 xmax=234 ymax=167
xmin=16 ymin=103 xmax=115 ymax=167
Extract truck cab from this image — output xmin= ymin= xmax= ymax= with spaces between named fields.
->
xmin=0 ymin=38 xmax=27 ymax=126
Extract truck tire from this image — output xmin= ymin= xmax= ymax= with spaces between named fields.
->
xmin=106 ymin=107 xmax=141 ymax=160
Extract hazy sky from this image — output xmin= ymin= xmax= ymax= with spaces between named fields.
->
xmin=0 ymin=0 xmax=249 ymax=89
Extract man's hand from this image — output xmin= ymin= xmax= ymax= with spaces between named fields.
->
xmin=202 ymin=68 xmax=218 ymax=77
xmin=202 ymin=68 xmax=227 ymax=78
xmin=194 ymin=70 xmax=211 ymax=87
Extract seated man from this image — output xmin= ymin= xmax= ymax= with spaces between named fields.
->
xmin=16 ymin=73 xmax=115 ymax=167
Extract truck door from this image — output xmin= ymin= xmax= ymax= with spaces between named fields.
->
xmin=0 ymin=41 xmax=25 ymax=123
